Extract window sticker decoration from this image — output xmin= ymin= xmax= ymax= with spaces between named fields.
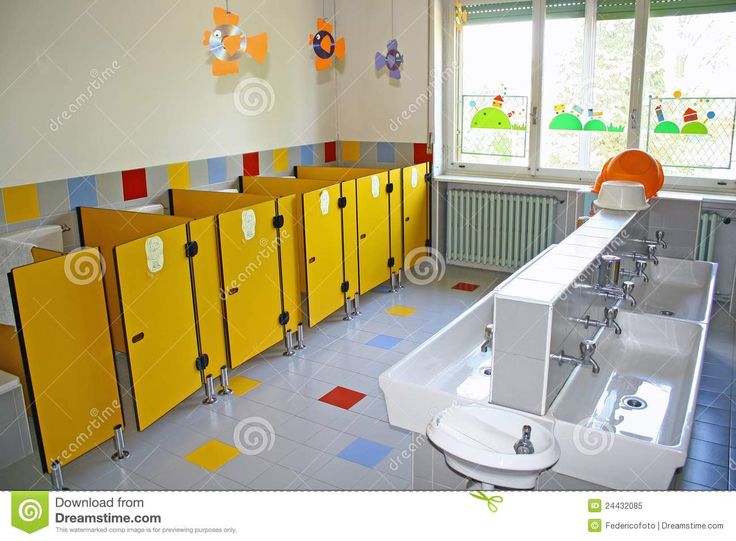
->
xmin=310 ymin=18 xmax=346 ymax=71
xmin=375 ymin=40 xmax=403 ymax=80
xmin=549 ymin=104 xmax=624 ymax=133
xmin=462 ymin=94 xmax=528 ymax=158
xmin=202 ymin=6 xmax=268 ymax=77
xmin=455 ymin=1 xmax=468 ymax=31
xmin=646 ymin=93 xmax=736 ymax=170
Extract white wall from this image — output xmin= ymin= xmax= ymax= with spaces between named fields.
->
xmin=0 ymin=0 xmax=339 ymax=187
xmin=335 ymin=0 xmax=430 ymax=144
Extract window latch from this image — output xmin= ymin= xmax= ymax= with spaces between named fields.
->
xmin=630 ymin=108 xmax=639 ymax=130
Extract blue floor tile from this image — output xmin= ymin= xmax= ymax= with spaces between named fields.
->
xmin=337 ymin=438 xmax=392 ymax=468
xmin=366 ymin=334 xmax=403 ymax=350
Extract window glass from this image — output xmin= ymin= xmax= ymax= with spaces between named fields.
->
xmin=459 ymin=2 xmax=533 ymax=167
xmin=642 ymin=5 xmax=736 ymax=181
xmin=540 ymin=1 xmax=633 ymax=172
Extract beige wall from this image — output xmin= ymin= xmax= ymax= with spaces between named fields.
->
xmin=0 ymin=0 xmax=431 ymax=188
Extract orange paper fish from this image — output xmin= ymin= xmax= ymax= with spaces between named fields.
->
xmin=309 ymin=18 xmax=345 ymax=71
xmin=202 ymin=7 xmax=268 ymax=76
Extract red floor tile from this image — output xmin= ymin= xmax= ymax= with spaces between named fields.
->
xmin=319 ymin=386 xmax=366 ymax=410
xmin=452 ymin=282 xmax=480 ymax=292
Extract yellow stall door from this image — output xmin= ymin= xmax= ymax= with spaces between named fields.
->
xmin=218 ymin=201 xmax=284 ymax=367
xmin=11 ymin=249 xmax=123 ymax=470
xmin=356 ymin=173 xmax=391 ymax=294
xmin=302 ymin=184 xmax=345 ymax=327
xmin=402 ymin=163 xmax=429 ymax=268
xmin=114 ymin=225 xmax=201 ymax=431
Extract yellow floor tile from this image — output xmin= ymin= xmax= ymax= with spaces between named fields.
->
xmin=385 ymin=305 xmax=416 ymax=317
xmin=228 ymin=375 xmax=261 ymax=396
xmin=185 ymin=440 xmax=240 ymax=472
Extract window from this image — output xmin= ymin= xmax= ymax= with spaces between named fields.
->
xmin=459 ymin=2 xmax=533 ymax=168
xmin=450 ymin=0 xmax=736 ymax=189
xmin=642 ymin=4 xmax=736 ymax=182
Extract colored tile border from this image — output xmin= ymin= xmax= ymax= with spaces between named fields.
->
xmin=2 ymin=184 xmax=41 ymax=224
xmin=243 ymin=152 xmax=260 ymax=176
xmin=67 ymin=176 xmax=98 ymax=209
xmin=341 ymin=141 xmax=361 ymax=162
xmin=324 ymin=141 xmax=337 ymax=162
xmin=122 ymin=169 xmax=147 ymax=200
xmin=167 ymin=162 xmax=191 ymax=190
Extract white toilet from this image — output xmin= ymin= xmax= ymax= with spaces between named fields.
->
xmin=427 ymin=404 xmax=560 ymax=489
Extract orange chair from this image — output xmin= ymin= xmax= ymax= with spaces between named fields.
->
xmin=593 ymin=149 xmax=664 ymax=199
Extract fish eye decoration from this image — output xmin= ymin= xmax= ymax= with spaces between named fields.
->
xmin=309 ymin=18 xmax=346 ymax=71
xmin=455 ymin=1 xmax=468 ymax=32
xmin=202 ymin=5 xmax=268 ymax=77
xmin=375 ymin=39 xmax=404 ymax=80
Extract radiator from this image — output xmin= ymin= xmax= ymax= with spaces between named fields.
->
xmin=696 ymin=212 xmax=720 ymax=262
xmin=446 ymin=188 xmax=557 ymax=269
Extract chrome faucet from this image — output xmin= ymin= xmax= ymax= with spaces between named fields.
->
xmin=595 ymin=279 xmax=637 ymax=308
xmin=572 ymin=306 xmax=622 ymax=336
xmin=625 ymin=243 xmax=659 ymax=266
xmin=514 ymin=425 xmax=535 ymax=455
xmin=633 ymin=230 xmax=667 ymax=250
xmin=550 ymin=339 xmax=600 ymax=374
xmin=621 ymin=258 xmax=649 ymax=283
xmin=480 ymin=324 xmax=494 ymax=353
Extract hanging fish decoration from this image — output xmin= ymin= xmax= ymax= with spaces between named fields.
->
xmin=202 ymin=7 xmax=268 ymax=76
xmin=375 ymin=39 xmax=403 ymax=80
xmin=309 ymin=18 xmax=346 ymax=71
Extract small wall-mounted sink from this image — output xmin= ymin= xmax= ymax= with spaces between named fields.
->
xmin=549 ymin=311 xmax=707 ymax=489
xmin=629 ymin=257 xmax=717 ymax=323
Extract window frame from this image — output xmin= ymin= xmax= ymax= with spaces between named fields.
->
xmin=442 ymin=0 xmax=736 ymax=193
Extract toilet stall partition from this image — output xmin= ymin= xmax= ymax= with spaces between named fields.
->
xmin=0 ymin=247 xmax=67 ymax=410
xmin=240 ymin=177 xmax=352 ymax=327
xmin=169 ymin=188 xmax=304 ymax=346
xmin=401 ymin=162 xmax=431 ymax=269
xmin=113 ymin=224 xmax=202 ymax=431
xmin=9 ymin=248 xmax=124 ymax=472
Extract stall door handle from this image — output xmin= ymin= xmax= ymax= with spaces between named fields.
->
xmin=132 ymin=332 xmax=145 ymax=344
xmin=308 ymin=257 xmax=316 ymax=264
xmin=405 ymin=217 xmax=410 ymax=222
xmin=228 ymin=287 xmax=239 ymax=296
xmin=360 ymin=233 xmax=367 ymax=240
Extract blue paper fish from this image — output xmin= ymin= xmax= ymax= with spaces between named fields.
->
xmin=375 ymin=39 xmax=403 ymax=80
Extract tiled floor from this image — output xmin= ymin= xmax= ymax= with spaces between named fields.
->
xmin=1 ymin=266 xmax=734 ymax=491
xmin=0 ymin=266 xmax=500 ymax=491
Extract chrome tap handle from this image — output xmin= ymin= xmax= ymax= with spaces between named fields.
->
xmin=655 ymin=230 xmax=668 ymax=249
xmin=484 ymin=323 xmax=495 ymax=340
xmin=622 ymin=280 xmax=636 ymax=308
xmin=646 ymin=243 xmax=659 ymax=265
xmin=634 ymin=259 xmax=649 ymax=283
xmin=603 ymin=306 xmax=622 ymax=335
xmin=579 ymin=340 xmax=600 ymax=374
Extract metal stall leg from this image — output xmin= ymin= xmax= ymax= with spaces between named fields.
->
xmin=283 ymin=330 xmax=296 ymax=357
xmin=202 ymin=374 xmax=217 ymax=405
xmin=343 ymin=297 xmax=354 ymax=321
xmin=295 ymin=323 xmax=306 ymax=350
xmin=111 ymin=424 xmax=130 ymax=461
xmin=50 ymin=459 xmax=66 ymax=490
xmin=352 ymin=293 xmax=362 ymax=316
xmin=218 ymin=366 xmax=233 ymax=395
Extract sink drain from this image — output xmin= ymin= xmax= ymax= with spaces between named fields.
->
xmin=660 ymin=310 xmax=676 ymax=317
xmin=621 ymin=396 xmax=647 ymax=410
xmin=482 ymin=367 xmax=493 ymax=376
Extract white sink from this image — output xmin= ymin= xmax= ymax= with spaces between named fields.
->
xmin=628 ymin=257 xmax=717 ymax=323
xmin=378 ymin=291 xmax=495 ymax=434
xmin=549 ymin=311 xmax=707 ymax=489
xmin=427 ymin=405 xmax=560 ymax=489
